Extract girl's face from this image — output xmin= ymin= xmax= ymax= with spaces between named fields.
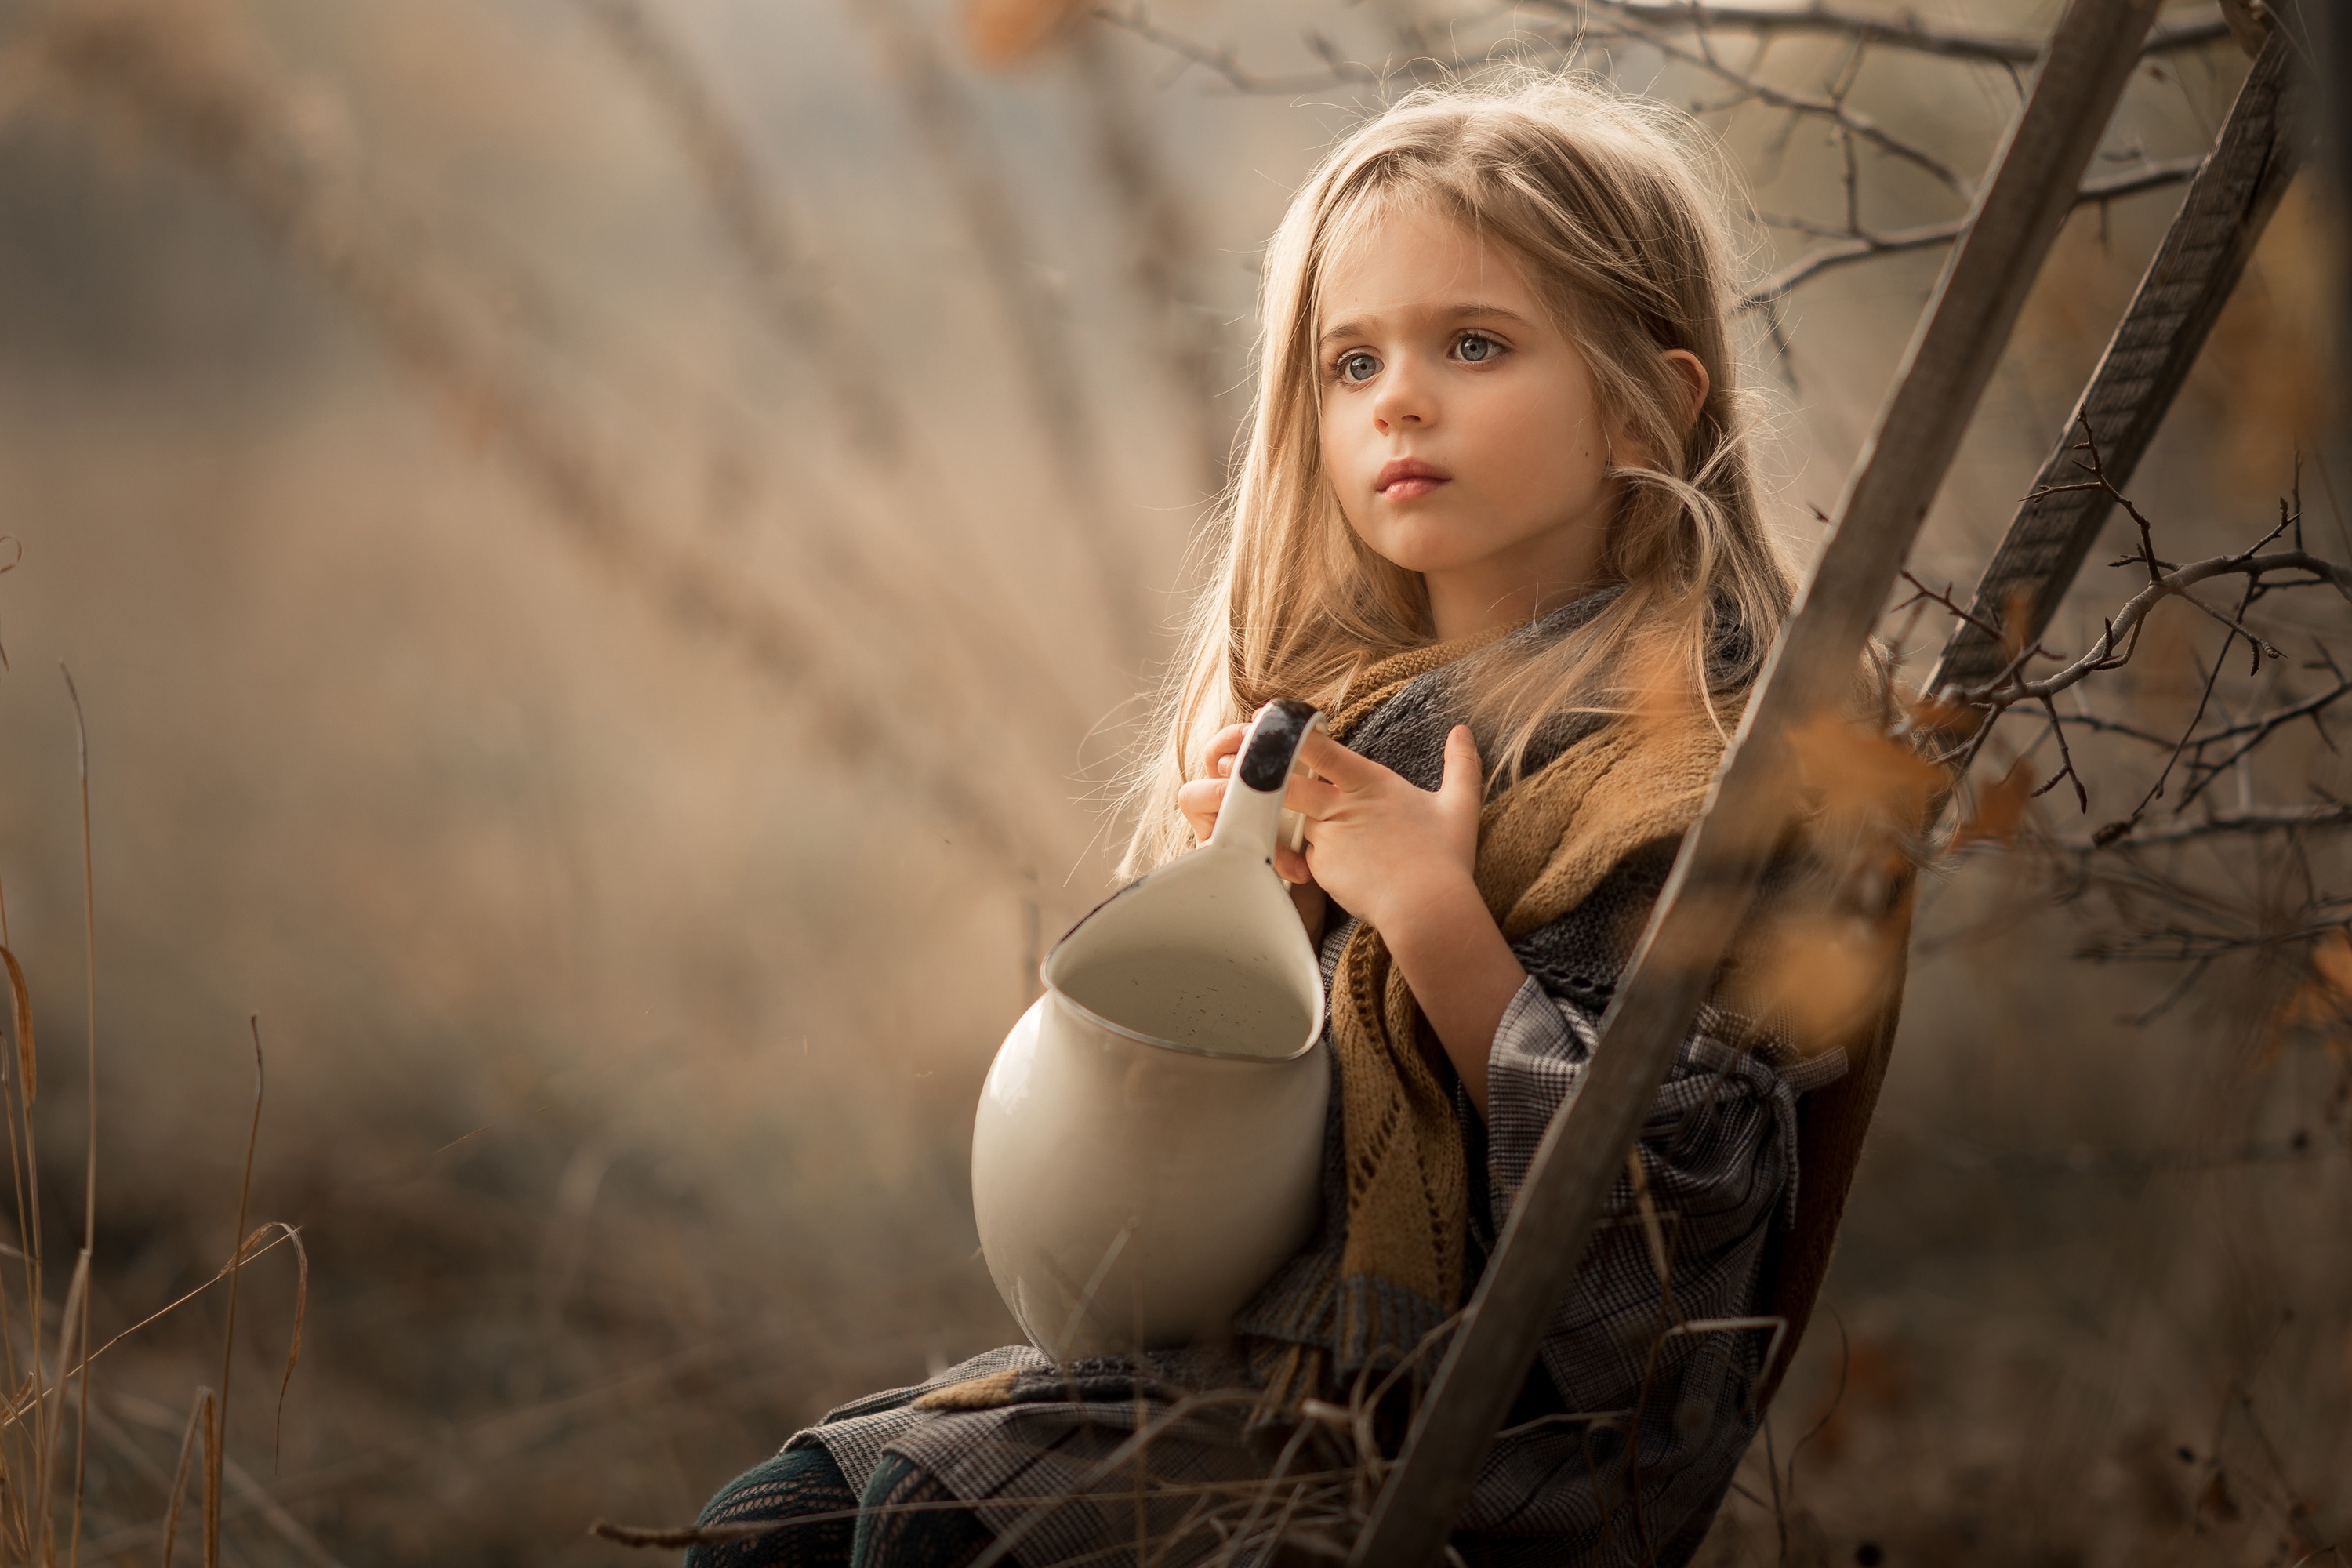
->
xmin=1315 ymin=201 xmax=1621 ymax=637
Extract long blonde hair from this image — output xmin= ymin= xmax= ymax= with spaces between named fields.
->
xmin=1121 ymin=74 xmax=1796 ymax=874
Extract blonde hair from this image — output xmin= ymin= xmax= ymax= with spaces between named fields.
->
xmin=1120 ymin=74 xmax=1796 ymax=874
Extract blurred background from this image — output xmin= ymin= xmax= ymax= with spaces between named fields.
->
xmin=0 ymin=0 xmax=2342 ymax=1561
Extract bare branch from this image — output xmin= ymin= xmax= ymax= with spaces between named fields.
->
xmin=1993 ymin=552 xmax=2332 ymax=701
xmin=1745 ymin=156 xmax=2202 ymax=307
xmin=2053 ymin=801 xmax=2352 ymax=849
xmin=1524 ymin=0 xmax=2230 ymax=67
xmin=1094 ymin=5 xmax=1390 ymax=95
xmin=1102 ymin=2 xmax=2234 ymax=87
xmin=1606 ymin=13 xmax=1968 ymax=191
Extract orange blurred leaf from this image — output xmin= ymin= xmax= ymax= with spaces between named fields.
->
xmin=1955 ymin=764 xmax=2034 ymax=847
xmin=963 ymin=0 xmax=1085 ymax=67
xmin=2278 ymin=927 xmax=2352 ymax=1029
xmin=1787 ymin=710 xmax=1944 ymax=827
xmin=1726 ymin=911 xmax=1902 ymax=1057
xmin=1907 ymin=690 xmax=1973 ymax=735
xmin=2000 ymin=584 xmax=2034 ymax=661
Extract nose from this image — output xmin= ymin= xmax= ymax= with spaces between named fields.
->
xmin=1371 ymin=356 xmax=1433 ymax=432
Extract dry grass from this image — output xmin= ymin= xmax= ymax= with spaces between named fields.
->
xmin=0 ymin=714 xmax=310 ymax=1566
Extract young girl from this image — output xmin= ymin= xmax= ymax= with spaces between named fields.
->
xmin=690 ymin=72 xmax=1855 ymax=1568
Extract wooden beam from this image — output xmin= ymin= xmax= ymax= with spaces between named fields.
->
xmin=1926 ymin=29 xmax=2303 ymax=700
xmin=1348 ymin=2 xmax=2162 ymax=1563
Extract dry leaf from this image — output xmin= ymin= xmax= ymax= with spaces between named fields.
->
xmin=963 ymin=0 xmax=1086 ymax=67
xmin=1787 ymin=710 xmax=1944 ymax=828
xmin=1726 ymin=911 xmax=1902 ymax=1056
xmin=1907 ymin=690 xmax=1974 ymax=735
xmin=1955 ymin=764 xmax=2034 ymax=847
xmin=2277 ymin=928 xmax=2352 ymax=1029
xmin=1999 ymin=583 xmax=2034 ymax=662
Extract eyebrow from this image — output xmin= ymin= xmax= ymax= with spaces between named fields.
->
xmin=1317 ymin=303 xmax=1536 ymax=347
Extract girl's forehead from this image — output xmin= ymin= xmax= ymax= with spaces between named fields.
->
xmin=1315 ymin=198 xmax=1540 ymax=322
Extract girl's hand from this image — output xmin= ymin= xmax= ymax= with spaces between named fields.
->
xmin=1286 ymin=724 xmax=1524 ymax=1112
xmin=1174 ymin=720 xmax=1326 ymax=937
xmin=1283 ymin=726 xmax=1485 ymax=935
xmin=1174 ymin=724 xmax=1249 ymax=848
xmin=1175 ymin=722 xmax=1316 ymax=884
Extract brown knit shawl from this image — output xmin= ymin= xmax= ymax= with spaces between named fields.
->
xmin=1303 ymin=630 xmax=1731 ymax=1373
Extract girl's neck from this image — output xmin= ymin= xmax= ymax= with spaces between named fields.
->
xmin=1424 ymin=568 xmax=1612 ymax=643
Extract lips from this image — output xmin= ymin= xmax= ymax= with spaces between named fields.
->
xmin=1374 ymin=457 xmax=1450 ymax=499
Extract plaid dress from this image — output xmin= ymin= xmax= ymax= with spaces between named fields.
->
xmin=778 ymin=601 xmax=1849 ymax=1566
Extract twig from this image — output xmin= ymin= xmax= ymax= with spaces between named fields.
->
xmin=59 ymin=660 xmax=97 ymax=1566
xmin=206 ymin=1018 xmax=267 ymax=1568
xmin=2049 ymin=800 xmax=2352 ymax=848
xmin=1102 ymin=2 xmax=2231 ymax=85
xmin=1745 ymin=156 xmax=2201 ymax=307
xmin=1609 ymin=13 xmax=1967 ymax=192
xmin=0 ymin=534 xmax=18 ymax=672
xmin=1527 ymin=0 xmax=2230 ymax=66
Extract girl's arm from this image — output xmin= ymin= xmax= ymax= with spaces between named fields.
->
xmin=1371 ymin=872 xmax=1524 ymax=1115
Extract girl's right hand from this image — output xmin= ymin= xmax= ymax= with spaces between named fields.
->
xmin=1175 ymin=724 xmax=1252 ymax=848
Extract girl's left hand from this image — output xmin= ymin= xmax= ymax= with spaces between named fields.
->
xmin=1284 ymin=726 xmax=1486 ymax=938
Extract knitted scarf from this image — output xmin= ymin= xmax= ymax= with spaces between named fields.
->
xmin=1254 ymin=601 xmax=1734 ymax=1404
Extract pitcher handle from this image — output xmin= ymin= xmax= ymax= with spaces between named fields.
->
xmin=1207 ymin=699 xmax=1325 ymax=861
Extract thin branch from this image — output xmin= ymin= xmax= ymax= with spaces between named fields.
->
xmin=1745 ymin=156 xmax=2203 ymax=307
xmin=1610 ymin=14 xmax=1966 ymax=191
xmin=1103 ymin=2 xmax=2233 ymax=85
xmin=1525 ymin=0 xmax=2230 ymax=67
xmin=2052 ymin=801 xmax=2352 ymax=849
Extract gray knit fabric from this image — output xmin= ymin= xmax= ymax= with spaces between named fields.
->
xmin=786 ymin=594 xmax=1841 ymax=1567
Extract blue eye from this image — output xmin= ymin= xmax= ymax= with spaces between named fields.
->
xmin=1338 ymin=352 xmax=1379 ymax=383
xmin=1457 ymin=333 xmax=1496 ymax=362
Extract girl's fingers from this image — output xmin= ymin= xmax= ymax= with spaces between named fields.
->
xmin=1294 ymin=731 xmax=1384 ymax=788
xmin=1273 ymin=844 xmax=1312 ymax=884
xmin=1203 ymin=723 xmax=1250 ymax=765
xmin=1438 ymin=725 xmax=1484 ymax=809
xmin=1290 ymin=775 xmax=1347 ymax=818
xmin=1176 ymin=775 xmax=1228 ymax=844
xmin=1281 ymin=773 xmax=1345 ymax=819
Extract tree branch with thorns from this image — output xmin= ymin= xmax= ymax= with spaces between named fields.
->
xmin=1893 ymin=421 xmax=2352 ymax=1016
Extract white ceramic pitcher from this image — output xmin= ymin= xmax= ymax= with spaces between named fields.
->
xmin=971 ymin=700 xmax=1330 ymax=1360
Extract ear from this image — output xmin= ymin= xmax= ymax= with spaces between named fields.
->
xmin=1662 ymin=350 xmax=1711 ymax=434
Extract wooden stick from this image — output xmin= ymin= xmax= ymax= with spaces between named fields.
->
xmin=1926 ymin=28 xmax=2303 ymax=701
xmin=1348 ymin=3 xmax=2162 ymax=1563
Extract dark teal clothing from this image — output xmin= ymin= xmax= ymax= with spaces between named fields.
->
xmin=685 ymin=1446 xmax=992 ymax=1568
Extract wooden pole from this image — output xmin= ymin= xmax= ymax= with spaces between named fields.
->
xmin=1348 ymin=2 xmax=2161 ymax=1563
xmin=1926 ymin=27 xmax=2302 ymax=700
